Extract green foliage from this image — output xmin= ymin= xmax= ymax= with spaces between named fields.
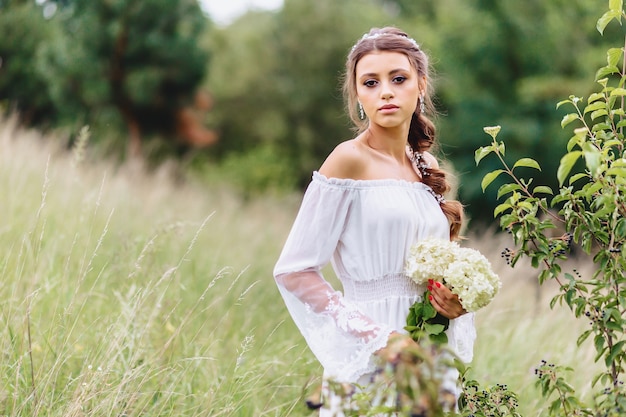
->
xmin=534 ymin=361 xmax=592 ymax=416
xmin=0 ymin=2 xmax=60 ymax=125
xmin=62 ymin=0 xmax=209 ymax=152
xmin=458 ymin=368 xmax=521 ymax=417
xmin=1 ymin=0 xmax=210 ymax=156
xmin=206 ymin=0 xmax=384 ymax=185
xmin=195 ymin=143 xmax=298 ymax=199
xmin=315 ymin=342 xmax=456 ymax=417
xmin=475 ymin=2 xmax=626 ymax=414
xmin=2 ymin=0 xmax=625 ymax=217
xmin=405 ymin=293 xmax=449 ymax=345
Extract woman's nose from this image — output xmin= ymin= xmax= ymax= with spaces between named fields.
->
xmin=380 ymin=82 xmax=394 ymax=99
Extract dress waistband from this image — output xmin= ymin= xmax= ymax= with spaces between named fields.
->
xmin=341 ymin=273 xmax=425 ymax=302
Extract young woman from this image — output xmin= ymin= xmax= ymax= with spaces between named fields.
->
xmin=273 ymin=27 xmax=476 ymax=414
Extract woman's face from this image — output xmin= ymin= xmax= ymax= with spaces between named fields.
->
xmin=355 ymin=51 xmax=424 ymax=129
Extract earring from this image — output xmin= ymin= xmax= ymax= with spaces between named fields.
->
xmin=358 ymin=102 xmax=365 ymax=120
xmin=419 ymin=95 xmax=426 ymax=114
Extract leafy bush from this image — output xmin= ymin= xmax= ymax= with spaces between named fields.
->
xmin=475 ymin=1 xmax=626 ymax=415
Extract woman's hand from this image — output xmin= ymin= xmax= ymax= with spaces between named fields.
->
xmin=428 ymin=279 xmax=466 ymax=319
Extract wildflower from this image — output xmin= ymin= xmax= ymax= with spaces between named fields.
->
xmin=483 ymin=125 xmax=502 ymax=140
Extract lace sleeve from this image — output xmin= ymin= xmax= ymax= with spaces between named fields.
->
xmin=273 ymin=175 xmax=394 ymax=382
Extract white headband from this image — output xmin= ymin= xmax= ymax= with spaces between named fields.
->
xmin=351 ymin=32 xmax=420 ymax=52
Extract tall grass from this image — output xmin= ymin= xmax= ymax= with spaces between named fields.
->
xmin=0 ymin=116 xmax=598 ymax=416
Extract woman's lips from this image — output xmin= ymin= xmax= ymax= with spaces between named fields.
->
xmin=378 ymin=104 xmax=399 ymax=113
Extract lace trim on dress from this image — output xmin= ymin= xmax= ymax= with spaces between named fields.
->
xmin=330 ymin=326 xmax=394 ymax=383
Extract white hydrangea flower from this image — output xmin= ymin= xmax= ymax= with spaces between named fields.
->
xmin=404 ymin=239 xmax=460 ymax=284
xmin=405 ymin=238 xmax=501 ymax=312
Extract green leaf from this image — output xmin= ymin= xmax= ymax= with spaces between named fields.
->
xmin=591 ymin=109 xmax=609 ymax=120
xmin=569 ymin=173 xmax=589 ymax=185
xmin=412 ymin=303 xmax=423 ymax=317
xmin=424 ymin=323 xmax=445 ymax=335
xmin=497 ymin=182 xmax=522 ymax=198
xmin=533 ymin=186 xmax=553 ymax=195
xmin=605 ymin=321 xmax=622 ymax=331
xmin=614 ymin=158 xmax=626 ymax=167
xmin=582 ymin=142 xmax=602 ymax=175
xmin=592 ymin=373 xmax=603 ymax=387
xmin=594 ymin=335 xmax=605 ymax=355
xmin=584 ymin=101 xmax=606 ymax=114
xmin=596 ymin=65 xmax=620 ymax=79
xmin=587 ymin=92 xmax=605 ymax=103
xmin=610 ymin=87 xmax=626 ymax=96
xmin=607 ymin=166 xmax=626 ymax=177
xmin=513 ymin=158 xmax=541 ymax=171
xmin=556 ymin=99 xmax=573 ymax=109
xmin=561 ymin=113 xmax=579 ymax=128
xmin=475 ymin=146 xmax=494 ymax=165
xmin=557 ymin=151 xmax=582 ymax=186
xmin=610 ymin=0 xmax=623 ymax=12
xmin=607 ymin=47 xmax=624 ymax=67
xmin=606 ymin=341 xmax=625 ymax=367
xmin=591 ymin=122 xmax=611 ymax=132
xmin=597 ymin=9 xmax=622 ymax=34
xmin=577 ymin=329 xmax=593 ymax=346
xmin=494 ymin=202 xmax=512 ymax=216
xmin=422 ymin=302 xmax=436 ymax=319
xmin=406 ymin=308 xmax=416 ymax=325
xmin=481 ymin=169 xmax=505 ymax=192
xmin=429 ymin=332 xmax=448 ymax=345
xmin=567 ymin=136 xmax=581 ymax=152
xmin=616 ymin=218 xmax=626 ymax=238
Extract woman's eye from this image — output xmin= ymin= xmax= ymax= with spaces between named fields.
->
xmin=393 ymin=76 xmax=407 ymax=84
xmin=363 ymin=80 xmax=378 ymax=87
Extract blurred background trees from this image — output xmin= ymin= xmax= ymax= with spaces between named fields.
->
xmin=0 ymin=0 xmax=620 ymax=223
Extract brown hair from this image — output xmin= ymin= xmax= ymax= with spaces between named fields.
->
xmin=343 ymin=27 xmax=464 ymax=240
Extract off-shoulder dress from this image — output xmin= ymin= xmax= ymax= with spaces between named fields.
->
xmin=273 ymin=172 xmax=476 ymax=413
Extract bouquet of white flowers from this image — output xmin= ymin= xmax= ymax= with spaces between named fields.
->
xmin=404 ymin=238 xmax=501 ymax=343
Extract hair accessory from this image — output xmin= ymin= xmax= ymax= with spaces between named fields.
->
xmin=358 ymin=102 xmax=365 ymax=120
xmin=409 ymin=150 xmax=446 ymax=205
xmin=351 ymin=32 xmax=420 ymax=53
xmin=409 ymin=151 xmax=431 ymax=177
xmin=428 ymin=189 xmax=446 ymax=205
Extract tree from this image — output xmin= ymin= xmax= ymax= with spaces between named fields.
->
xmin=0 ymin=1 xmax=60 ymax=125
xmin=40 ymin=0 xmax=210 ymax=157
xmin=206 ymin=0 xmax=388 ymax=188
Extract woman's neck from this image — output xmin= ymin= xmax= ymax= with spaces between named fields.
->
xmin=364 ymin=124 xmax=410 ymax=163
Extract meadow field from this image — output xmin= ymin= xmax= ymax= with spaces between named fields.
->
xmin=0 ymin=116 xmax=600 ymax=416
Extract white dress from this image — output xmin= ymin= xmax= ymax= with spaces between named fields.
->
xmin=273 ymin=172 xmax=476 ymax=414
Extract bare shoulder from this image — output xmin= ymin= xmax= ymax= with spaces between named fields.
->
xmin=422 ymin=150 xmax=440 ymax=169
xmin=319 ymin=139 xmax=367 ymax=179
